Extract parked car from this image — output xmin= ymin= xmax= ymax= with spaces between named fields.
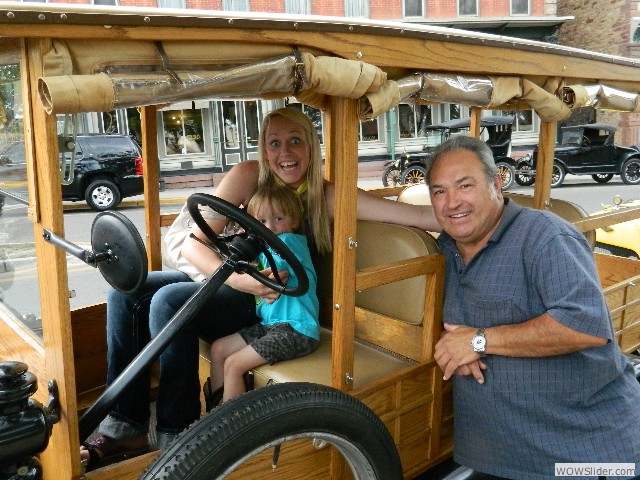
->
xmin=515 ymin=123 xmax=640 ymax=188
xmin=0 ymin=134 xmax=143 ymax=210
xmin=382 ymin=116 xmax=518 ymax=190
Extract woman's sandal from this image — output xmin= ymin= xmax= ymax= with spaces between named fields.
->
xmin=202 ymin=377 xmax=224 ymax=412
xmin=81 ymin=434 xmax=149 ymax=472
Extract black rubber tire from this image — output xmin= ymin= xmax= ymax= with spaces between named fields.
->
xmin=140 ymin=383 xmax=403 ymax=480
xmin=591 ymin=173 xmax=614 ymax=183
xmin=620 ymin=157 xmax=640 ymax=185
xmin=496 ymin=162 xmax=515 ymax=190
xmin=550 ymin=162 xmax=565 ymax=188
xmin=382 ymin=165 xmax=402 ymax=187
xmin=401 ymin=165 xmax=426 ymax=185
xmin=85 ymin=179 xmax=121 ymax=211
xmin=514 ymin=160 xmax=535 ymax=186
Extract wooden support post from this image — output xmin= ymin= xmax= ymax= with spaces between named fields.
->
xmin=140 ymin=106 xmax=162 ymax=272
xmin=24 ymin=38 xmax=82 ymax=480
xmin=469 ymin=107 xmax=482 ymax=138
xmin=533 ymin=121 xmax=556 ymax=210
xmin=325 ymin=96 xmax=359 ymax=480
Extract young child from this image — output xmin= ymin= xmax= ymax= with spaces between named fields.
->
xmin=204 ymin=184 xmax=319 ymax=407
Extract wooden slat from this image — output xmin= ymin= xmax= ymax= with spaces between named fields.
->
xmin=574 ymin=206 xmax=640 ymax=233
xmin=355 ymin=255 xmax=441 ymax=292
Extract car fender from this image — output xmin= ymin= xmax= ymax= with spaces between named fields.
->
xmin=596 ymin=219 xmax=640 ymax=257
xmin=614 ymin=152 xmax=640 ymax=172
xmin=494 ymin=156 xmax=518 ymax=168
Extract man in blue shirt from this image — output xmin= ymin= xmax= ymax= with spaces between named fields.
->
xmin=427 ymin=136 xmax=640 ymax=479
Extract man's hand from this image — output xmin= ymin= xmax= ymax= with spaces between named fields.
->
xmin=435 ymin=323 xmax=487 ymax=383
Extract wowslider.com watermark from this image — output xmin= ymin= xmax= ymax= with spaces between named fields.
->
xmin=555 ymin=463 xmax=636 ymax=477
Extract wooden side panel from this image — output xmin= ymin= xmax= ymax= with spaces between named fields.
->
xmin=71 ymin=304 xmax=107 ymax=398
xmin=603 ymin=274 xmax=640 ymax=353
xmin=595 ymin=253 xmax=640 ymax=288
xmin=352 ymin=362 xmax=452 ymax=479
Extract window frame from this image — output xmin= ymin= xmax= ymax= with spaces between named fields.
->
xmin=457 ymin=0 xmax=478 ymax=16
xmin=222 ymin=0 xmax=249 ymax=12
xmin=344 ymin=0 xmax=370 ymax=19
xmin=285 ymin=0 xmax=310 ymax=15
xmin=510 ymin=0 xmax=530 ymax=16
xmin=403 ymin=0 xmax=424 ymax=18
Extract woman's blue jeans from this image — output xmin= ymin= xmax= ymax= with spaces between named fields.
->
xmin=101 ymin=270 xmax=258 ymax=438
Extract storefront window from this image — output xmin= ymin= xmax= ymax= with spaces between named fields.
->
xmin=162 ymin=107 xmax=204 ymax=155
xmin=360 ymin=119 xmax=379 ymax=142
xmin=243 ymin=101 xmax=261 ymax=149
xmin=500 ymin=109 xmax=534 ymax=132
xmin=398 ymin=104 xmax=432 ymax=138
xmin=288 ymin=103 xmax=324 ymax=145
xmin=222 ymin=101 xmax=239 ymax=148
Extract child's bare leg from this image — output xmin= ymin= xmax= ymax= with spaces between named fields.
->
xmin=223 ymin=346 xmax=266 ymax=402
xmin=210 ymin=333 xmax=247 ymax=390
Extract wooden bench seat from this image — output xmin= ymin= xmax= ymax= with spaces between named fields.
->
xmin=198 ymin=219 xmax=441 ymax=388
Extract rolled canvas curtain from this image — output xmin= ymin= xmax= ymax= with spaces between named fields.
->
xmin=562 ymin=84 xmax=640 ymax=112
xmin=37 ymin=39 xmax=640 ymax=120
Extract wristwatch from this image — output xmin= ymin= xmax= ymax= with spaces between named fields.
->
xmin=471 ymin=328 xmax=487 ymax=357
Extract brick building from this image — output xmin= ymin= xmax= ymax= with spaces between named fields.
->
xmin=556 ymin=0 xmax=640 ymax=146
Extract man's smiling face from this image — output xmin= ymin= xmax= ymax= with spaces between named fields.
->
xmin=428 ymin=148 xmax=504 ymax=257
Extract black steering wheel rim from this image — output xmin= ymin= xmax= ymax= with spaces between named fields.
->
xmin=187 ymin=193 xmax=308 ymax=297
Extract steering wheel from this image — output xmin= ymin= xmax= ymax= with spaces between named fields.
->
xmin=187 ymin=193 xmax=308 ymax=297
xmin=582 ymin=136 xmax=591 ymax=147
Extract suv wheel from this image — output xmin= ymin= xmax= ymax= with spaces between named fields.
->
xmin=85 ymin=179 xmax=122 ymax=211
xmin=621 ymin=158 xmax=640 ymax=185
xmin=551 ymin=162 xmax=565 ymax=188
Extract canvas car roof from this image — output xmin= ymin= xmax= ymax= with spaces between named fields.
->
xmin=561 ymin=123 xmax=617 ymax=132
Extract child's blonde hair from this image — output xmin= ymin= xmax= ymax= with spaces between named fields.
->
xmin=247 ymin=184 xmax=304 ymax=231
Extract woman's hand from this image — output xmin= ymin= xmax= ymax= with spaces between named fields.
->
xmin=228 ymin=268 xmax=289 ymax=303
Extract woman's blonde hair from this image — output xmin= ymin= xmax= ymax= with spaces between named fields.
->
xmin=247 ymin=184 xmax=304 ymax=231
xmin=257 ymin=107 xmax=331 ymax=254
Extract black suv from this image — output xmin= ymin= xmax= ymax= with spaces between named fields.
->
xmin=516 ymin=124 xmax=640 ymax=188
xmin=0 ymin=134 xmax=143 ymax=211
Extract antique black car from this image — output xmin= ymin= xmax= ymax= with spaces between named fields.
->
xmin=381 ymin=115 xmax=518 ymax=189
xmin=515 ymin=123 xmax=640 ymax=188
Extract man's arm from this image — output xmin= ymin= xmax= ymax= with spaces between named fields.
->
xmin=435 ymin=313 xmax=607 ymax=381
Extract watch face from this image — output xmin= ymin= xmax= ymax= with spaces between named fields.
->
xmin=472 ymin=335 xmax=486 ymax=350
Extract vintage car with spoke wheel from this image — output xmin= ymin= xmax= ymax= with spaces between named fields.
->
xmin=383 ymin=116 xmax=517 ymax=189
xmin=515 ymin=123 xmax=640 ymax=187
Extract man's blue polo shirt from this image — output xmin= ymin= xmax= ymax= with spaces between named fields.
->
xmin=438 ymin=199 xmax=640 ymax=480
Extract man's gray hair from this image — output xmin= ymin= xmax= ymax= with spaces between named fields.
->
xmin=425 ymin=136 xmax=498 ymax=186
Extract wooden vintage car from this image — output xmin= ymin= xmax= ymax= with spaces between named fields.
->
xmin=0 ymin=4 xmax=639 ymax=480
